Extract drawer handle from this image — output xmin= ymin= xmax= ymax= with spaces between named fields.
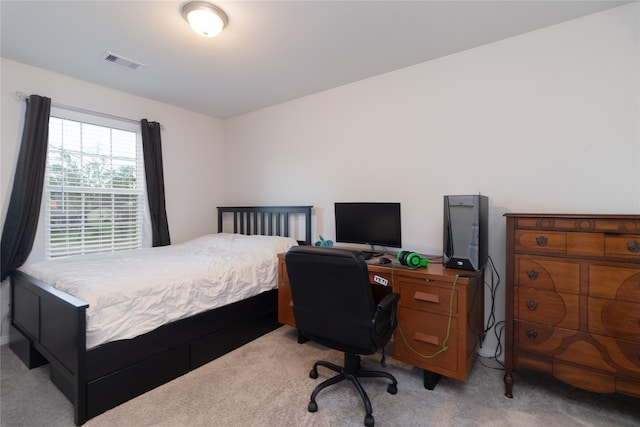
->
xmin=414 ymin=291 xmax=439 ymax=304
xmin=414 ymin=331 xmax=439 ymax=346
xmin=526 ymin=329 xmax=538 ymax=340
xmin=627 ymin=241 xmax=640 ymax=253
xmin=527 ymin=269 xmax=539 ymax=280
xmin=526 ymin=300 xmax=538 ymax=311
xmin=536 ymin=236 xmax=548 ymax=247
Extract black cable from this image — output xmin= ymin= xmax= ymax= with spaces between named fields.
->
xmin=483 ymin=255 xmax=500 ymax=335
xmin=476 ymin=255 xmax=506 ymax=370
xmin=478 ymin=321 xmax=505 ymax=370
xmin=493 ymin=321 xmax=505 ymax=367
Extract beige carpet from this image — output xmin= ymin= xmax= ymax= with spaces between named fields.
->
xmin=2 ymin=326 xmax=639 ymax=427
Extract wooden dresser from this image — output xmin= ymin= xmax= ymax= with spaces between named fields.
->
xmin=504 ymin=214 xmax=640 ymax=399
xmin=277 ymin=252 xmax=485 ymax=389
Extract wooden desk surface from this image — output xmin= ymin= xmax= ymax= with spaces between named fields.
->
xmin=365 ymin=253 xmax=479 ymax=284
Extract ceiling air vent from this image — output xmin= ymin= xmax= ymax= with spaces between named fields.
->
xmin=103 ymin=51 xmax=145 ymax=71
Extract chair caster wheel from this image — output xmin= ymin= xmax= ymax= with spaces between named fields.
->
xmin=387 ymin=383 xmax=397 ymax=394
xmin=308 ymin=401 xmax=318 ymax=412
xmin=364 ymin=414 xmax=374 ymax=427
xmin=309 ymin=369 xmax=318 ymax=379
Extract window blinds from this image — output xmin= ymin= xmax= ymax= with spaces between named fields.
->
xmin=45 ymin=115 xmax=145 ymax=258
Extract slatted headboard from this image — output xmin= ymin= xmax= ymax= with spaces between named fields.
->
xmin=217 ymin=206 xmax=313 ymax=245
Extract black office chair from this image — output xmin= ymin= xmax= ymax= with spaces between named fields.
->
xmin=285 ymin=246 xmax=399 ymax=427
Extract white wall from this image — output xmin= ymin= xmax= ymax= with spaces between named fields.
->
xmin=0 ymin=58 xmax=226 ymax=344
xmin=223 ymin=4 xmax=640 ymax=358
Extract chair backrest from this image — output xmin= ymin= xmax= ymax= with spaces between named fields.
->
xmin=285 ymin=246 xmax=379 ymax=355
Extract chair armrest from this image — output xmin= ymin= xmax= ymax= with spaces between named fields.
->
xmin=377 ymin=293 xmax=399 ymax=312
xmin=372 ymin=293 xmax=399 ymax=344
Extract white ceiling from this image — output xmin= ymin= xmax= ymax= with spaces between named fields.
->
xmin=0 ymin=1 xmax=631 ymax=119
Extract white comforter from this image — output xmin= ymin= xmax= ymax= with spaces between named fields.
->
xmin=20 ymin=233 xmax=297 ymax=349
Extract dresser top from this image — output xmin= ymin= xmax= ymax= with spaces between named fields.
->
xmin=504 ymin=213 xmax=639 ymax=220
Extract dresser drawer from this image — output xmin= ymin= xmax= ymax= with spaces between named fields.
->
xmin=394 ymin=306 xmax=458 ymax=372
xmin=397 ymin=279 xmax=457 ymax=315
xmin=514 ymin=230 xmax=566 ymax=255
xmin=516 ymin=256 xmax=580 ymax=294
xmin=516 ymin=322 xmax=640 ymax=375
xmin=580 ymin=334 xmax=640 ymax=374
xmin=516 ymin=288 xmax=579 ymax=330
xmin=588 ymin=264 xmax=640 ymax=302
xmin=588 ymin=297 xmax=640 ymax=342
xmin=515 ymin=321 xmax=564 ymax=353
xmin=555 ymin=351 xmax=640 ymax=396
xmin=605 ymin=234 xmax=640 ymax=260
xmin=566 ymin=232 xmax=604 ymax=257
xmin=553 ymin=363 xmax=616 ymax=394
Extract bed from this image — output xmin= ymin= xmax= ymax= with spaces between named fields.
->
xmin=9 ymin=205 xmax=312 ymax=425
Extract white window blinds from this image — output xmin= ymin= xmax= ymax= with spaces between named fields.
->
xmin=45 ymin=112 xmax=145 ymax=258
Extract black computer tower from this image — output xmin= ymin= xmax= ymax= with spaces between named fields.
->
xmin=443 ymin=195 xmax=488 ymax=271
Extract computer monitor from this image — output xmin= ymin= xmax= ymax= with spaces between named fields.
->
xmin=334 ymin=202 xmax=402 ymax=251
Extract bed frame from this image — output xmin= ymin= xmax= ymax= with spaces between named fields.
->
xmin=9 ymin=206 xmax=312 ymax=425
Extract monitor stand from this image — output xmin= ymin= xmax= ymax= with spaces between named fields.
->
xmin=360 ymin=250 xmax=383 ymax=260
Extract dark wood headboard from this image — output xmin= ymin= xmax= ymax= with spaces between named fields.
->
xmin=217 ymin=206 xmax=313 ymax=245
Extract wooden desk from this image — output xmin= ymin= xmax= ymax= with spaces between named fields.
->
xmin=277 ymin=253 xmax=485 ymax=389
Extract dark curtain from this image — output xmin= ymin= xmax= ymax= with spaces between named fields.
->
xmin=1 ymin=95 xmax=51 ymax=281
xmin=141 ymin=119 xmax=171 ymax=246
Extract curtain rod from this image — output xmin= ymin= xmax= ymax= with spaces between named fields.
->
xmin=14 ymin=91 xmax=164 ymax=130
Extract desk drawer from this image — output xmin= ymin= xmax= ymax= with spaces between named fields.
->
xmin=397 ymin=279 xmax=457 ymax=315
xmin=394 ymin=306 xmax=458 ymax=373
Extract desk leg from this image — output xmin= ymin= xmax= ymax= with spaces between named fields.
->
xmin=297 ymin=329 xmax=309 ymax=344
xmin=423 ymin=370 xmax=441 ymax=390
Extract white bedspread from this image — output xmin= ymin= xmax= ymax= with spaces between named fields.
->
xmin=19 ymin=233 xmax=297 ymax=349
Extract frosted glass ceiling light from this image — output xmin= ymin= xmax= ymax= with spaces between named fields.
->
xmin=182 ymin=2 xmax=228 ymax=37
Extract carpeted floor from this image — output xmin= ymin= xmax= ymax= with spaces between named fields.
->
xmin=1 ymin=326 xmax=639 ymax=427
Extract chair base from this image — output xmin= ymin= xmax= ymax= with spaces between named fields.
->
xmin=308 ymin=353 xmax=397 ymax=427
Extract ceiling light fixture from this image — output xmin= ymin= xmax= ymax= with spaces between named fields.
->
xmin=182 ymin=2 xmax=228 ymax=38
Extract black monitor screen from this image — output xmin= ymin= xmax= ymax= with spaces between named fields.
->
xmin=334 ymin=202 xmax=402 ymax=248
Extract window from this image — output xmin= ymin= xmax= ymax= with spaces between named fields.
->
xmin=45 ymin=110 xmax=146 ymax=258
